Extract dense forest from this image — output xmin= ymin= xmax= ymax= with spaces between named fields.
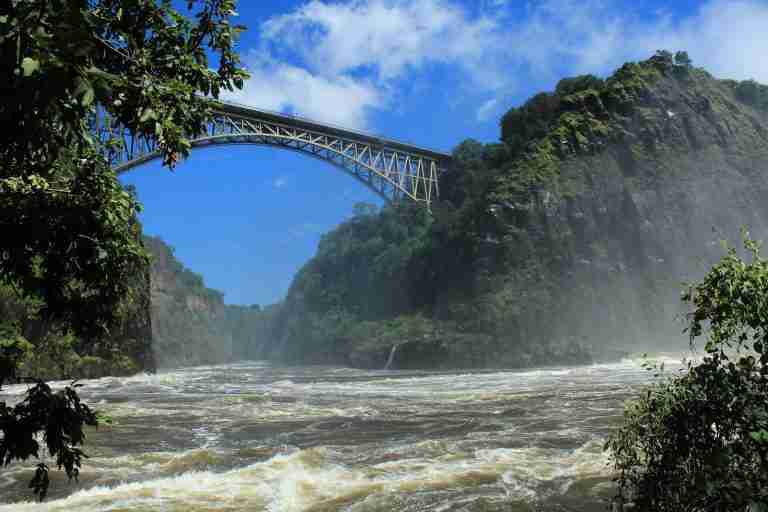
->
xmin=0 ymin=211 xmax=153 ymax=380
xmin=263 ymin=52 xmax=768 ymax=369
xmin=0 ymin=264 xmax=152 ymax=380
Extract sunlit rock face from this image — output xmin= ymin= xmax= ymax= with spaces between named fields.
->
xmin=143 ymin=236 xmax=275 ymax=369
xmin=264 ymin=59 xmax=768 ymax=369
xmin=144 ymin=236 xmax=234 ymax=368
xmin=499 ymin=67 xmax=768 ymax=355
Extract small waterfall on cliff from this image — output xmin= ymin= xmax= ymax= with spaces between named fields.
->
xmin=384 ymin=344 xmax=399 ymax=370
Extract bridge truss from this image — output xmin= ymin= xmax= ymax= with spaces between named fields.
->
xmin=96 ymin=101 xmax=449 ymax=206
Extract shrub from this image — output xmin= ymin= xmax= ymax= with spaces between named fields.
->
xmin=607 ymin=235 xmax=768 ymax=511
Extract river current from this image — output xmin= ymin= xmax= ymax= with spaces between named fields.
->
xmin=0 ymin=356 xmax=683 ymax=511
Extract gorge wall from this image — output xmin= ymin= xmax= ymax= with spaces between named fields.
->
xmin=144 ymin=236 xmax=272 ymax=368
xmin=0 ymin=229 xmax=154 ymax=380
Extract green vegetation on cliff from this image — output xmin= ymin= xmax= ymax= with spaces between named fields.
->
xmin=268 ymin=52 xmax=768 ymax=370
xmin=1 ymin=232 xmax=274 ymax=377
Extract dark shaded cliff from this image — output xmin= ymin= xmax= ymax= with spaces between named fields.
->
xmin=264 ymin=53 xmax=768 ymax=369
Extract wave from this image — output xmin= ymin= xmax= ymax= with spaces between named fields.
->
xmin=1 ymin=436 xmax=616 ymax=511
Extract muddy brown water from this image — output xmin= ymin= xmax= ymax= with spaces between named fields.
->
xmin=0 ymin=355 xmax=684 ymax=511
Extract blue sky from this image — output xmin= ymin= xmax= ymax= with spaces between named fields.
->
xmin=120 ymin=0 xmax=768 ymax=306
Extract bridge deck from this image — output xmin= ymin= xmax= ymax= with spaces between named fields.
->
xmin=214 ymin=100 xmax=452 ymax=161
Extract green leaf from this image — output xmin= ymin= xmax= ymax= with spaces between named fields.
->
xmin=139 ymin=108 xmax=156 ymax=123
xmin=81 ymin=86 xmax=95 ymax=107
xmin=21 ymin=57 xmax=40 ymax=77
xmin=73 ymin=78 xmax=95 ymax=107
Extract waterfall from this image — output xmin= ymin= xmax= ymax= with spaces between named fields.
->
xmin=383 ymin=344 xmax=399 ymax=370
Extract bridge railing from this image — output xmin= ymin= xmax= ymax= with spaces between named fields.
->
xmin=213 ymin=98 xmax=451 ymax=159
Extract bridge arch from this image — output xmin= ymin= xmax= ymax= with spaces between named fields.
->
xmin=99 ymin=101 xmax=449 ymax=206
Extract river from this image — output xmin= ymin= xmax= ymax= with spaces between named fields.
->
xmin=0 ymin=356 xmax=683 ymax=511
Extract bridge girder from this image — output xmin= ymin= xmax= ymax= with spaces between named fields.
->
xmin=97 ymin=101 xmax=449 ymax=206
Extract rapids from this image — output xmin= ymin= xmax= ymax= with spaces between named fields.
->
xmin=0 ymin=355 xmax=685 ymax=511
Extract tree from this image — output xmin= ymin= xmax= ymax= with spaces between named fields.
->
xmin=674 ymin=51 xmax=692 ymax=68
xmin=652 ymin=49 xmax=674 ymax=66
xmin=607 ymin=235 xmax=768 ymax=511
xmin=0 ymin=0 xmax=247 ymax=499
xmin=735 ymin=79 xmax=768 ymax=112
xmin=554 ymin=74 xmax=605 ymax=97
xmin=352 ymin=202 xmax=379 ymax=218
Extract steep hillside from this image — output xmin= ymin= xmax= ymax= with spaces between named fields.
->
xmin=144 ymin=236 xmax=274 ymax=368
xmin=1 ymin=231 xmax=275 ymax=378
xmin=266 ymin=52 xmax=768 ymax=369
xmin=143 ymin=236 xmax=229 ymax=367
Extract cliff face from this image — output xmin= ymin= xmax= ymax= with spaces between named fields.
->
xmin=114 ymin=261 xmax=155 ymax=373
xmin=265 ymin=54 xmax=768 ymax=369
xmin=144 ymin=236 xmax=274 ymax=368
xmin=1 ymin=232 xmax=268 ymax=377
xmin=461 ymin=57 xmax=768 ymax=358
xmin=143 ymin=236 xmax=234 ymax=368
xmin=225 ymin=303 xmax=280 ymax=360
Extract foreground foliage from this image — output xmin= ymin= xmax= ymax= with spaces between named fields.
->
xmin=0 ymin=0 xmax=246 ymax=499
xmin=0 ymin=382 xmax=97 ymax=501
xmin=608 ymin=235 xmax=768 ymax=511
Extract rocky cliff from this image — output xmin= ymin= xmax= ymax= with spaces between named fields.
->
xmin=264 ymin=53 xmax=768 ymax=369
xmin=144 ymin=236 xmax=233 ymax=367
xmin=144 ymin=236 xmax=274 ymax=368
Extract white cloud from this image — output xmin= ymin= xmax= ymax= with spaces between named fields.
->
xmin=475 ymin=98 xmax=498 ymax=122
xmin=261 ymin=0 xmax=501 ymax=84
xmin=634 ymin=0 xmax=768 ymax=83
xmin=226 ymin=0 xmax=509 ymax=129
xmin=229 ymin=0 xmax=768 ymax=131
xmin=498 ymin=0 xmax=768 ymax=84
xmin=224 ymin=54 xmax=382 ymax=129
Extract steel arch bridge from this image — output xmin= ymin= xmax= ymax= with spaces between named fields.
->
xmin=96 ymin=100 xmax=450 ymax=206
